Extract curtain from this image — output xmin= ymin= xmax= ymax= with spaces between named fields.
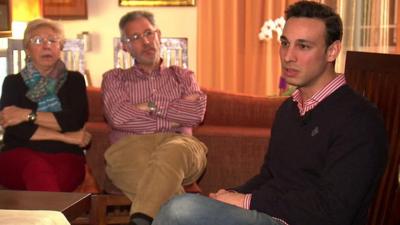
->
xmin=197 ymin=0 xmax=289 ymax=96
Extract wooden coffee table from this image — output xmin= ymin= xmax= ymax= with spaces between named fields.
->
xmin=0 ymin=190 xmax=91 ymax=222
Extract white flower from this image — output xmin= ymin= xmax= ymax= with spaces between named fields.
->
xmin=259 ymin=17 xmax=285 ymax=42
xmin=274 ymin=17 xmax=286 ymax=39
xmin=259 ymin=19 xmax=274 ymax=40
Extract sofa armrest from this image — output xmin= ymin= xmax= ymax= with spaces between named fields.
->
xmin=87 ymin=87 xmax=104 ymax=123
xmin=85 ymin=122 xmax=110 ymax=190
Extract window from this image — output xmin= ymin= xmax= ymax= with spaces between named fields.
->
xmin=323 ymin=0 xmax=398 ymax=72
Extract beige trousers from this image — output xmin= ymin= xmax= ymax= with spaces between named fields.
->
xmin=104 ymin=132 xmax=207 ymax=218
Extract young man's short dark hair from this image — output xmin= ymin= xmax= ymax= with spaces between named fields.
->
xmin=285 ymin=1 xmax=343 ymax=47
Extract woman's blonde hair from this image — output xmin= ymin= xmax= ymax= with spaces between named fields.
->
xmin=23 ymin=18 xmax=65 ymax=50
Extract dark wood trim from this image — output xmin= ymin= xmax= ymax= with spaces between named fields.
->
xmin=119 ymin=0 xmax=196 ymax=7
xmin=0 ymin=0 xmax=11 ymax=37
xmin=397 ymin=0 xmax=400 ymax=52
xmin=43 ymin=0 xmax=88 ymax=20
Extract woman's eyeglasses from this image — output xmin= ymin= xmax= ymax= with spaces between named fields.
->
xmin=30 ymin=36 xmax=61 ymax=46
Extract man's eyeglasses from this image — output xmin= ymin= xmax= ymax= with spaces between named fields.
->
xmin=122 ymin=29 xmax=158 ymax=44
xmin=30 ymin=36 xmax=61 ymax=46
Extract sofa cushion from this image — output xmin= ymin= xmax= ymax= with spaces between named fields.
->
xmin=194 ymin=130 xmax=270 ymax=194
xmin=202 ymin=89 xmax=286 ymax=127
xmin=194 ymin=125 xmax=270 ymax=138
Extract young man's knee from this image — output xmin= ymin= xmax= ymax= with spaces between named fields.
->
xmin=156 ymin=194 xmax=203 ymax=222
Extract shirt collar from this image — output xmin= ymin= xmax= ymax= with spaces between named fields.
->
xmin=292 ymin=74 xmax=346 ymax=115
xmin=132 ymin=58 xmax=166 ymax=79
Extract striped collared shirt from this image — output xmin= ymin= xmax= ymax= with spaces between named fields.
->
xmin=292 ymin=74 xmax=346 ymax=115
xmin=102 ymin=64 xmax=206 ymax=144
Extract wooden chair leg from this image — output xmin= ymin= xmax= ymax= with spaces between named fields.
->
xmin=90 ymin=194 xmax=108 ymax=225
xmin=89 ymin=194 xmax=131 ymax=225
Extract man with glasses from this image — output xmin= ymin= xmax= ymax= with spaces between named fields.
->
xmin=101 ymin=11 xmax=207 ymax=225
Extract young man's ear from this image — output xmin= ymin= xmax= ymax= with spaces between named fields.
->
xmin=326 ymin=40 xmax=341 ymax=62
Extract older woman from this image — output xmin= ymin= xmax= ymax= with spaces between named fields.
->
xmin=0 ymin=18 xmax=91 ymax=192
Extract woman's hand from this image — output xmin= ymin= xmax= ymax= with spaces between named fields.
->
xmin=63 ymin=127 xmax=92 ymax=148
xmin=0 ymin=106 xmax=31 ymax=128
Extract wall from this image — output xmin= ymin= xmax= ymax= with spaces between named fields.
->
xmin=59 ymin=0 xmax=197 ymax=87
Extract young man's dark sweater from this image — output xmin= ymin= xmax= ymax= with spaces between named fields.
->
xmin=234 ymin=85 xmax=388 ymax=225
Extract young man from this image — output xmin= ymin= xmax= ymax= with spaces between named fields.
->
xmin=152 ymin=2 xmax=388 ymax=225
xmin=101 ymin=11 xmax=207 ymax=225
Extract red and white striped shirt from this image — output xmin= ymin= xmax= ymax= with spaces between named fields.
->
xmin=102 ymin=64 xmax=206 ymax=144
xmin=292 ymin=74 xmax=346 ymax=115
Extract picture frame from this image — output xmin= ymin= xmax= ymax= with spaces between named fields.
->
xmin=119 ymin=0 xmax=196 ymax=7
xmin=43 ymin=0 xmax=88 ymax=20
xmin=0 ymin=0 xmax=11 ymax=37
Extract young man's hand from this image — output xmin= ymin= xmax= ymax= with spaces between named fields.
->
xmin=209 ymin=189 xmax=246 ymax=208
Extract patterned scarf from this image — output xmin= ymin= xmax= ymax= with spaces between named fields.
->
xmin=21 ymin=59 xmax=67 ymax=112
